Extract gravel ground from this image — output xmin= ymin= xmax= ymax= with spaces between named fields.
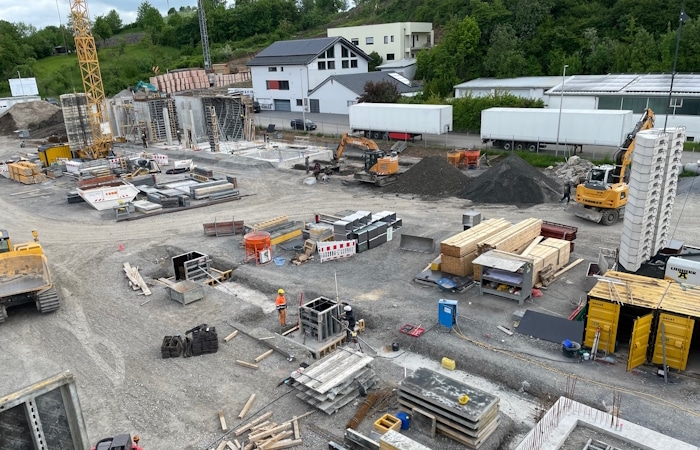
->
xmin=1 ymin=135 xmax=700 ymax=449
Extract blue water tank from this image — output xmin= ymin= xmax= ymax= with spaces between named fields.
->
xmin=438 ymin=299 xmax=458 ymax=328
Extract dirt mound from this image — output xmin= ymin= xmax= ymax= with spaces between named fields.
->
xmin=0 ymin=102 xmax=63 ymax=136
xmin=384 ymin=155 xmax=468 ymax=196
xmin=456 ymin=154 xmax=562 ymax=205
xmin=543 ymin=155 xmax=595 ymax=185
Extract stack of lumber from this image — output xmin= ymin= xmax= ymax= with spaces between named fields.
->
xmin=380 ymin=430 xmax=432 ymax=450
xmin=8 ymin=161 xmax=45 ymax=184
xmin=439 ymin=218 xmax=512 ymax=277
xmin=251 ymin=216 xmax=304 ymax=246
xmin=212 ymin=63 xmax=230 ymax=74
xmin=289 ymin=348 xmax=376 ymax=415
xmin=541 ymin=221 xmax=578 ymax=251
xmin=189 ymin=180 xmax=239 ymax=200
xmin=526 ymin=238 xmax=571 ymax=285
xmin=473 ymin=218 xmax=543 ymax=280
xmin=222 ymin=411 xmax=310 ymax=450
xmin=212 ymin=72 xmax=251 ymax=87
xmin=123 ymin=262 xmax=152 ymax=296
xmin=398 ymin=368 xmax=499 ymax=449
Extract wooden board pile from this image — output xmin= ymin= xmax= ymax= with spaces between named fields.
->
xmin=251 ymin=216 xmax=304 ymax=246
xmin=122 ymin=262 xmax=152 ymax=296
xmin=439 ymin=218 xmax=511 ymax=277
xmin=398 ymin=368 xmax=500 ymax=449
xmin=289 ymin=348 xmax=376 ymax=415
xmin=149 ymin=69 xmax=252 ymax=94
xmin=7 ymin=161 xmax=45 ymax=184
xmin=213 ymin=410 xmax=310 ymax=450
xmin=472 ymin=218 xmax=542 ymax=280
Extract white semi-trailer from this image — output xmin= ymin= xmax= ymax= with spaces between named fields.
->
xmin=481 ymin=108 xmax=636 ymax=151
xmin=349 ymin=103 xmax=453 ymax=141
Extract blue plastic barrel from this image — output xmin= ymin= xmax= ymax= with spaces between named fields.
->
xmin=396 ymin=412 xmax=410 ymax=430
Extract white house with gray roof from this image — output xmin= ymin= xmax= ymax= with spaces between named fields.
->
xmin=308 ymin=71 xmax=422 ymax=114
xmin=454 ymin=76 xmax=566 ymax=102
xmin=247 ymin=37 xmax=370 ymax=113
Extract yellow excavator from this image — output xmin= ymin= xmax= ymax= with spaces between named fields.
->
xmin=331 ymin=133 xmax=399 ymax=186
xmin=0 ymin=230 xmax=60 ymax=324
xmin=569 ymin=109 xmax=655 ymax=225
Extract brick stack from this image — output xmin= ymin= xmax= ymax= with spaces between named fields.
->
xmin=212 ymin=71 xmax=251 ymax=87
xmin=148 ymin=69 xmax=252 ymax=93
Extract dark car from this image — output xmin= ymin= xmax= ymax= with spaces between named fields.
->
xmin=290 ymin=119 xmax=317 ymax=131
xmin=253 ymin=101 xmax=261 ymax=113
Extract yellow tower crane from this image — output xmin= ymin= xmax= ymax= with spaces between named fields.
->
xmin=70 ymin=0 xmax=113 ymax=159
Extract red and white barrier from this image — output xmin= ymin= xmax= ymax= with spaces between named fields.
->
xmin=318 ymin=240 xmax=356 ymax=263
xmin=153 ymin=154 xmax=169 ymax=166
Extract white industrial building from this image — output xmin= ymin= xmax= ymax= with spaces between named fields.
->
xmin=247 ymin=37 xmax=370 ymax=113
xmin=376 ymin=58 xmax=417 ymax=81
xmin=327 ymin=22 xmax=433 ymax=62
xmin=455 ymin=74 xmax=700 ymax=142
xmin=308 ymin=71 xmax=421 ymax=115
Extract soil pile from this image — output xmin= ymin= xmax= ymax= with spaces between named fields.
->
xmin=456 ymin=154 xmax=562 ymax=205
xmin=0 ymin=102 xmax=63 ymax=136
xmin=384 ymin=155 xmax=468 ymax=196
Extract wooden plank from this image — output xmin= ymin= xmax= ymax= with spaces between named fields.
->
xmin=122 ymin=262 xmax=152 ymax=296
xmin=497 ymin=326 xmax=513 ymax=336
xmin=225 ymin=441 xmax=239 ymax=450
xmin=292 ymin=418 xmax=300 ymax=439
xmin=216 ymin=441 xmax=227 ymax=450
xmin=234 ymin=411 xmax=273 ymax=436
xmin=224 ymin=330 xmax=239 ymax=342
xmin=236 ymin=360 xmax=259 ymax=370
xmin=264 ymin=439 xmax=303 ymax=450
xmin=258 ymin=431 xmax=293 ymax=449
xmin=477 ymin=218 xmax=542 ymax=255
xmin=440 ymin=219 xmax=512 ymax=257
xmin=219 ymin=410 xmax=229 ymax=432
xmin=553 ymin=258 xmax=584 ymax=278
xmin=253 ymin=216 xmax=288 ymax=230
xmin=238 ymin=394 xmax=256 ymax=419
xmin=248 ymin=422 xmax=292 ymax=442
xmin=254 ymin=349 xmax=274 ymax=363
xmin=520 ymin=236 xmax=543 ymax=256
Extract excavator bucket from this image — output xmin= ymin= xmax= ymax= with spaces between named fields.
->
xmin=566 ymin=203 xmax=603 ymax=223
xmin=399 ymin=234 xmax=435 ymax=253
xmin=0 ymin=253 xmax=51 ymax=298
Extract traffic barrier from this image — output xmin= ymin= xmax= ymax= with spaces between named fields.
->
xmin=318 ymin=240 xmax=356 ymax=263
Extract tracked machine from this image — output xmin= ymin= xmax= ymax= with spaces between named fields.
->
xmin=329 ymin=133 xmax=400 ymax=186
xmin=0 ymin=230 xmax=60 ymax=323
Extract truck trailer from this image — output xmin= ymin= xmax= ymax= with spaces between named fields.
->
xmin=481 ymin=108 xmax=636 ymax=151
xmin=349 ymin=103 xmax=453 ymax=141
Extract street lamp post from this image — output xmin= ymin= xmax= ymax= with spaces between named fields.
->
xmin=17 ymin=71 xmax=25 ymax=96
xmin=300 ymin=68 xmax=306 ymax=127
xmin=664 ymin=8 xmax=690 ymax=132
xmin=555 ymin=64 xmax=569 ymax=156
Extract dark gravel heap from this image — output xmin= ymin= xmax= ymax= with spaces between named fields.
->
xmin=385 ymin=155 xmax=468 ymax=196
xmin=456 ymin=154 xmax=562 ymax=205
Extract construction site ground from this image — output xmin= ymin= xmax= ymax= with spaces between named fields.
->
xmin=1 ymin=134 xmax=700 ymax=450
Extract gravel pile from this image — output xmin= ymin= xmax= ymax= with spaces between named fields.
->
xmin=0 ymin=101 xmax=63 ymax=136
xmin=456 ymin=154 xmax=562 ymax=205
xmin=384 ymin=155 xmax=468 ymax=196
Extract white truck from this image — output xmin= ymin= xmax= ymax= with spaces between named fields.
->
xmin=481 ymin=108 xmax=636 ymax=151
xmin=349 ymin=103 xmax=453 ymax=141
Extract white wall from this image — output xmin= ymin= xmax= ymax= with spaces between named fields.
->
xmin=173 ymin=95 xmax=206 ymax=139
xmin=546 ymin=95 xmax=597 ymax=109
xmin=309 ymin=83 xmax=358 ymax=115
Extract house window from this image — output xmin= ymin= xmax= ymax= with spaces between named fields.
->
xmin=366 ymin=37 xmax=374 ymax=45
xmin=328 ymin=61 xmax=335 ymax=70
xmin=351 ymin=38 xmax=359 ymax=45
xmin=266 ymin=80 xmax=289 ymax=90
xmin=351 ymin=52 xmax=356 ymax=57
xmin=384 ymin=36 xmax=388 ymax=44
xmin=342 ymin=60 xmax=349 ymax=69
xmin=268 ymin=67 xmax=277 ymax=72
xmin=297 ymin=99 xmax=303 ymax=106
xmin=326 ymin=47 xmax=335 ymax=58
xmin=350 ymin=60 xmax=358 ymax=68
xmin=318 ymin=61 xmax=326 ymax=70
xmin=386 ymin=54 xmax=395 ymax=61
xmin=342 ymin=47 xmax=349 ymax=58
xmin=391 ymin=36 xmax=394 ymax=42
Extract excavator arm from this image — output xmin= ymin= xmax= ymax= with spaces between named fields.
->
xmin=333 ymin=133 xmax=379 ymax=162
xmin=614 ymin=108 xmax=655 ymax=183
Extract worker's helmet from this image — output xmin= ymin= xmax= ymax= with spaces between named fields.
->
xmin=278 ymin=289 xmax=285 ymax=294
xmin=344 ymin=305 xmax=352 ymax=312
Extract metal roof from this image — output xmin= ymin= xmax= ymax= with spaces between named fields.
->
xmin=377 ymin=58 xmax=417 ymax=69
xmin=309 ymin=71 xmax=422 ymax=96
xmin=247 ymin=37 xmax=369 ymax=66
xmin=454 ymin=76 xmax=567 ymax=90
xmin=547 ymin=73 xmax=700 ymax=96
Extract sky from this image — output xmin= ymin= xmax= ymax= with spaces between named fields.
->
xmin=1 ymin=1 xmax=182 ymax=30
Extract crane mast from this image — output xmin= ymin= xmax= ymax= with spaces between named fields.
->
xmin=70 ymin=0 xmax=112 ymax=159
xmin=198 ymin=0 xmax=212 ymax=72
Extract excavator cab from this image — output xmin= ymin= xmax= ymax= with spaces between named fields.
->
xmin=364 ymin=150 xmax=385 ymax=172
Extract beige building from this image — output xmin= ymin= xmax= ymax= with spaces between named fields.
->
xmin=327 ymin=22 xmax=433 ymax=63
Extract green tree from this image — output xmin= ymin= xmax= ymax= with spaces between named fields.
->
xmin=358 ymin=80 xmax=401 ymax=103
xmin=136 ymin=2 xmax=165 ymax=44
xmin=483 ymin=24 xmax=531 ymax=77
xmin=104 ymin=10 xmax=122 ymax=34
xmin=368 ymin=51 xmax=383 ymax=71
xmin=167 ymin=7 xmax=177 ymax=15
xmin=92 ymin=16 xmax=113 ymax=41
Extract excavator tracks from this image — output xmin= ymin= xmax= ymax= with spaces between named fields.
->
xmin=36 ymin=288 xmax=60 ymax=314
xmin=0 ymin=305 xmax=6 ymax=324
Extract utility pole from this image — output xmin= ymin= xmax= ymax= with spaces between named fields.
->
xmin=664 ymin=7 xmax=690 ymax=132
xmin=555 ymin=64 xmax=569 ymax=156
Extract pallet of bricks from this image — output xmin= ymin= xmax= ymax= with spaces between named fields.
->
xmin=8 ymin=161 xmax=46 ymax=184
xmin=149 ymin=68 xmax=208 ymax=94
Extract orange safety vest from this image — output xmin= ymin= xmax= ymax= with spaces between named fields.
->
xmin=275 ymin=294 xmax=286 ymax=310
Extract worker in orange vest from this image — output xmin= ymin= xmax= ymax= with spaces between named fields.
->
xmin=275 ymin=289 xmax=287 ymax=326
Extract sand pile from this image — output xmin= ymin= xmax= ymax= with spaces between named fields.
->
xmin=456 ymin=154 xmax=562 ymax=205
xmin=384 ymin=155 xmax=468 ymax=196
xmin=0 ymin=102 xmax=63 ymax=136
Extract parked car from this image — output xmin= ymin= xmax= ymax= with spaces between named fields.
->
xmin=253 ymin=101 xmax=261 ymax=113
xmin=290 ymin=119 xmax=317 ymax=131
